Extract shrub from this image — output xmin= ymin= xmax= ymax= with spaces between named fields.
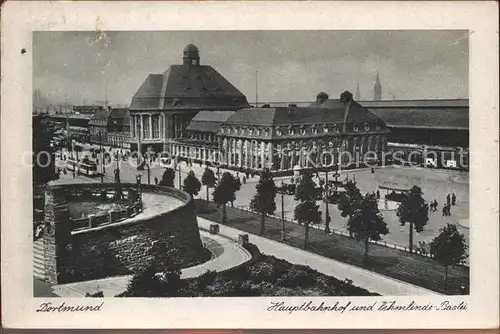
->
xmin=276 ymin=267 xmax=317 ymax=288
xmin=125 ymin=266 xmax=165 ymax=297
xmin=198 ymin=270 xmax=217 ymax=289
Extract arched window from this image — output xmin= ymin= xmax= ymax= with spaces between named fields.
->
xmin=275 ymin=127 xmax=282 ymax=136
xmin=289 ymin=126 xmax=295 ymax=136
xmin=301 ymin=126 xmax=307 ymax=135
xmin=364 ymin=123 xmax=370 ymax=131
xmin=353 ymin=124 xmax=359 ymax=132
xmin=312 ymin=125 xmax=318 ymax=134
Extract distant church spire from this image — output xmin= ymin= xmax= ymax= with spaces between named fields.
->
xmin=355 ymin=80 xmax=361 ymax=101
xmin=374 ymin=70 xmax=382 ymax=101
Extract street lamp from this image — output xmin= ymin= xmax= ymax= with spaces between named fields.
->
xmin=279 ymin=181 xmax=286 ymax=241
xmin=324 ymin=169 xmax=330 ymax=234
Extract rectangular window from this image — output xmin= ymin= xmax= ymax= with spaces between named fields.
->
xmin=174 ymin=115 xmax=183 ymax=138
xmin=152 ymin=115 xmax=160 ymax=139
xmin=143 ymin=116 xmax=150 ymax=139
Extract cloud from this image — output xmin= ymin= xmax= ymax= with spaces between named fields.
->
xmin=33 ymin=30 xmax=469 ymax=105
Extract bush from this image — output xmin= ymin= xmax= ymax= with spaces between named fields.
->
xmin=198 ymin=270 xmax=217 ymax=289
xmin=276 ymin=267 xmax=317 ymax=288
xmin=125 ymin=266 xmax=165 ymax=297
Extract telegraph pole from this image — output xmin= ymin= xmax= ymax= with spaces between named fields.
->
xmin=324 ymin=170 xmax=330 ymax=234
xmin=280 ymin=181 xmax=285 ymax=241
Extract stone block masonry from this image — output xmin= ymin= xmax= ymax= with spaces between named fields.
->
xmin=39 ymin=184 xmax=205 ymax=284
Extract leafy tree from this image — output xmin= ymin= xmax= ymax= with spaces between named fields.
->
xmin=183 ymin=170 xmax=201 ymax=197
xmin=250 ymin=168 xmax=277 ymax=235
xmin=347 ymin=193 xmax=389 ymax=258
xmin=294 ymin=200 xmax=322 ymax=250
xmin=337 ymin=180 xmax=363 ymax=238
xmin=396 ymin=185 xmax=429 ymax=253
xmin=430 ymin=224 xmax=468 ymax=293
xmin=201 ymin=167 xmax=217 ymax=201
xmin=294 ymin=171 xmax=322 ymax=249
xmin=212 ymin=172 xmax=240 ymax=224
xmin=295 ymin=171 xmax=317 ymax=202
xmin=158 ymin=168 xmax=175 ymax=187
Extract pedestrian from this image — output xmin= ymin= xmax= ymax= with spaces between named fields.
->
xmin=371 ymin=167 xmax=375 ymax=174
xmin=442 ymin=205 xmax=447 ymax=216
xmin=452 ymin=193 xmax=456 ymax=206
xmin=433 ymin=199 xmax=438 ymax=212
xmin=154 ymin=177 xmax=158 ymax=185
xmin=447 ymin=204 xmax=452 ymax=216
xmin=446 ymin=194 xmax=451 ymax=205
xmin=384 ymin=198 xmax=388 ymax=210
xmin=242 ymin=176 xmax=246 ymax=184
xmin=376 ymin=190 xmax=380 ymax=199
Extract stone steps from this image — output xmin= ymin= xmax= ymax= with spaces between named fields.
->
xmin=33 ymin=239 xmax=45 ymax=280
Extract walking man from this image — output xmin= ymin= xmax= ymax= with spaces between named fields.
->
xmin=452 ymin=193 xmax=456 ymax=206
xmin=446 ymin=194 xmax=451 ymax=206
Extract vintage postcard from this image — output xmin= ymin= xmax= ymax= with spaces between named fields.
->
xmin=1 ymin=0 xmax=498 ymax=329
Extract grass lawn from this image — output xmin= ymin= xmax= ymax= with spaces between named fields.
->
xmin=195 ymin=199 xmax=469 ymax=295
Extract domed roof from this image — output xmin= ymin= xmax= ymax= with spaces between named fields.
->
xmin=184 ymin=44 xmax=199 ymax=53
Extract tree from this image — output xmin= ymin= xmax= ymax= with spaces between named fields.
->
xmin=295 ymin=171 xmax=317 ymax=202
xmin=337 ymin=180 xmax=363 ymax=237
xmin=183 ymin=170 xmax=201 ymax=197
xmin=294 ymin=171 xmax=322 ymax=249
xmin=212 ymin=172 xmax=240 ymax=224
xmin=347 ymin=193 xmax=389 ymax=258
xmin=294 ymin=200 xmax=322 ymax=250
xmin=337 ymin=180 xmax=363 ymax=219
xmin=250 ymin=168 xmax=277 ymax=235
xmin=158 ymin=168 xmax=175 ymax=187
xmin=201 ymin=167 xmax=217 ymax=201
xmin=430 ymin=224 xmax=468 ymax=293
xmin=396 ymin=185 xmax=429 ymax=253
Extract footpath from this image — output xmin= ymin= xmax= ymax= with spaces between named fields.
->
xmin=195 ymin=199 xmax=469 ymax=295
xmin=40 ymin=231 xmax=251 ymax=297
xmin=197 ymin=218 xmax=440 ymax=296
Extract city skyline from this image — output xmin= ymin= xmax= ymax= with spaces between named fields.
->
xmin=33 ymin=30 xmax=469 ymax=106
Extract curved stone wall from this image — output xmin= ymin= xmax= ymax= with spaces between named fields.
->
xmin=39 ymin=183 xmax=205 ymax=284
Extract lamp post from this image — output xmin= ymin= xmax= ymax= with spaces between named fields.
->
xmin=136 ymin=118 xmax=142 ymax=167
xmin=324 ymin=170 xmax=330 ymax=234
xmin=280 ymin=181 xmax=285 ymax=241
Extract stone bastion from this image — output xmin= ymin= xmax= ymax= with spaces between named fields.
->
xmin=35 ymin=183 xmax=206 ymax=284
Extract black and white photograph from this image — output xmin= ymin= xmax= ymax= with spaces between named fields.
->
xmin=32 ymin=30 xmax=470 ymax=298
xmin=1 ymin=1 xmax=498 ymax=329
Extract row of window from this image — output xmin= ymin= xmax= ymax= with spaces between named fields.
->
xmin=222 ymin=136 xmax=385 ymax=151
xmin=220 ymin=123 xmax=382 ymax=137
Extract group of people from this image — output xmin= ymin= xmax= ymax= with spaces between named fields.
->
xmin=427 ymin=193 xmax=457 ymax=216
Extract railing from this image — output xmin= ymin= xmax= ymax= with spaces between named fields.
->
xmin=232 ymin=204 xmax=469 ymax=267
xmin=72 ymin=200 xmax=143 ymax=231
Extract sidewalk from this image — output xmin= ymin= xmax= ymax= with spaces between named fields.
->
xmin=195 ymin=199 xmax=469 ymax=295
xmin=43 ymin=230 xmax=251 ymax=297
xmin=197 ymin=217 xmax=441 ymax=296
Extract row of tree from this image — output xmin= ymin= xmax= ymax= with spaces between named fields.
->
xmin=159 ymin=167 xmax=467 ymax=292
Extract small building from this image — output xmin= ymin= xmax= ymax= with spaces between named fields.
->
xmin=107 ymin=108 xmax=130 ymax=148
xmin=88 ymin=107 xmax=110 ymax=144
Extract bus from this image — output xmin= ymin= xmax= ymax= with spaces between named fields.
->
xmin=65 ymin=158 xmax=99 ymax=176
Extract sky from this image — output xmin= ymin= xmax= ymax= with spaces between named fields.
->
xmin=33 ymin=30 xmax=469 ymax=105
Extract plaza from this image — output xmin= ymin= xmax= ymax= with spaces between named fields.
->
xmin=53 ymin=148 xmax=469 ymax=251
